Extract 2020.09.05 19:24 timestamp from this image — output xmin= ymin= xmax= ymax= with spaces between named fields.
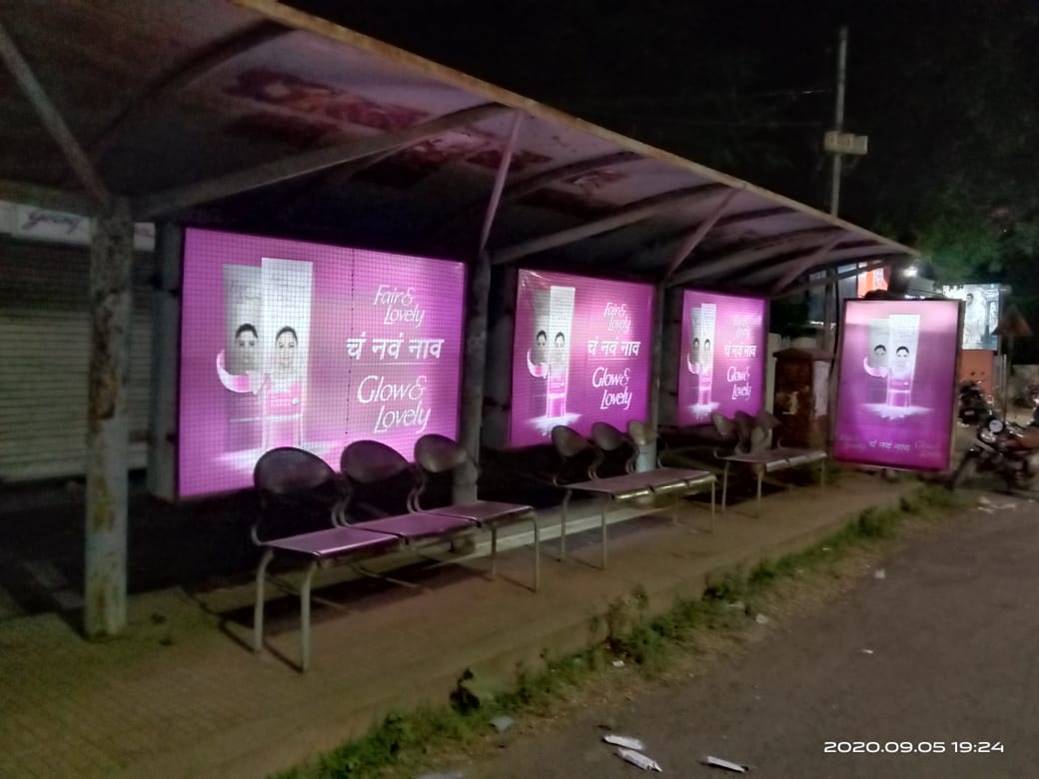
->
xmin=824 ymin=741 xmax=1004 ymax=755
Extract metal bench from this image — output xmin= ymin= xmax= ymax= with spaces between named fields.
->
xmin=252 ymin=442 xmax=536 ymax=671
xmin=412 ymin=434 xmax=539 ymax=591
xmin=553 ymin=423 xmax=717 ymax=569
xmin=720 ymin=446 xmax=828 ymax=517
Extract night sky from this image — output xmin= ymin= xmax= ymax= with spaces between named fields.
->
xmin=289 ymin=1 xmax=1039 ymax=345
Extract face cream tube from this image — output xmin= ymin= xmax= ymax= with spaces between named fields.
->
xmin=546 ymin=285 xmax=575 ymax=418
xmin=261 ymin=257 xmax=313 ymax=450
xmin=885 ymin=313 xmax=920 ymax=408
xmin=222 ymin=265 xmax=262 ymax=450
xmin=697 ymin=303 xmax=717 ymax=406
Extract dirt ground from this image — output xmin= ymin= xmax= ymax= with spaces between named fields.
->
xmin=445 ymin=495 xmax=1038 ymax=779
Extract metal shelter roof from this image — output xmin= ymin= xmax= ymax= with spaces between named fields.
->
xmin=0 ymin=0 xmax=917 ymax=294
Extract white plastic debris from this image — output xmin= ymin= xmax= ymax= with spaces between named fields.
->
xmin=701 ymin=754 xmax=749 ymax=773
xmin=861 ymin=648 xmax=875 ymax=655
xmin=604 ymin=734 xmax=646 ymax=750
xmin=979 ymin=495 xmax=994 ymax=506
xmin=754 ymin=614 xmax=770 ymax=625
xmin=612 ymin=659 xmax=626 ymax=668
xmin=873 ymin=568 xmax=886 ymax=580
xmin=978 ymin=506 xmax=996 ymax=515
xmin=490 ymin=715 xmax=514 ymax=733
xmin=724 ymin=600 xmax=746 ymax=610
xmin=821 ymin=546 xmax=832 ymax=552
xmin=616 ymin=747 xmax=662 ymax=771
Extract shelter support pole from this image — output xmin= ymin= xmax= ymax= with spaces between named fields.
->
xmin=454 ymin=111 xmax=524 ymax=503
xmin=640 ymin=281 xmax=667 ymax=471
xmin=455 ymin=252 xmax=492 ymax=503
xmin=84 ymin=198 xmax=134 ymax=638
xmin=147 ymin=223 xmax=183 ymax=500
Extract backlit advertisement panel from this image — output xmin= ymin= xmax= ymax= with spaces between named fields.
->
xmin=509 ymin=270 xmax=654 ymax=447
xmin=833 ymin=299 xmax=961 ymax=471
xmin=677 ymin=290 xmax=767 ymax=425
xmin=179 ymin=228 xmax=465 ymax=497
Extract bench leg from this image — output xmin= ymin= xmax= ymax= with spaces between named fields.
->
xmin=721 ymin=461 xmax=730 ymax=513
xmin=299 ymin=561 xmax=318 ymax=673
xmin=531 ymin=514 xmax=540 ymax=593
xmin=820 ymin=460 xmax=827 ymax=489
xmin=560 ymin=490 xmax=571 ymax=562
xmin=710 ymin=480 xmax=716 ymax=533
xmin=253 ymin=548 xmax=274 ymax=654
xmin=490 ymin=527 xmax=498 ymax=578
xmin=600 ymin=496 xmax=609 ymax=570
xmin=756 ymin=468 xmax=763 ymax=518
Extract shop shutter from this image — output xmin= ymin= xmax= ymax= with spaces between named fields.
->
xmin=0 ymin=239 xmax=153 ymax=483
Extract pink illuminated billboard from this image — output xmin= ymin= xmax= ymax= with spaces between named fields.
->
xmin=178 ymin=228 xmax=465 ymax=497
xmin=509 ymin=270 xmax=654 ymax=447
xmin=834 ymin=299 xmax=961 ymax=471
xmin=677 ymin=290 xmax=767 ymax=425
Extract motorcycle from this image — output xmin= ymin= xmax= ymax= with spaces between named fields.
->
xmin=950 ymin=416 xmax=1039 ymax=491
xmin=957 ymin=378 xmax=992 ymax=427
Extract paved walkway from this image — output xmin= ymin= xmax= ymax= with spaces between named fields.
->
xmin=0 ymin=473 xmax=910 ymax=778
xmin=467 ymin=496 xmax=1038 ymax=778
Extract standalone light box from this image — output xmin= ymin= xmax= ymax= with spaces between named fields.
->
xmin=833 ymin=299 xmax=961 ymax=471
xmin=178 ymin=228 xmax=466 ymax=497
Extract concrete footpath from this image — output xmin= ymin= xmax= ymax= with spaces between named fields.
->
xmin=0 ymin=473 xmax=911 ymax=778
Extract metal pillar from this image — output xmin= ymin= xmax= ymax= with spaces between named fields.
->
xmin=84 ymin=198 xmax=134 ymax=638
xmin=146 ymin=223 xmax=182 ymax=500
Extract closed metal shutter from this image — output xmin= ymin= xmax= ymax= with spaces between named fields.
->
xmin=0 ymin=238 xmax=153 ymax=482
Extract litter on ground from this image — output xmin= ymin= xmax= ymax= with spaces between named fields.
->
xmin=616 ymin=747 xmax=663 ymax=771
xmin=603 ymin=734 xmax=646 ymax=750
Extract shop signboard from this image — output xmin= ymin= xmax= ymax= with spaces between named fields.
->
xmin=939 ymin=283 xmax=1001 ymax=351
xmin=178 ymin=228 xmax=465 ymax=497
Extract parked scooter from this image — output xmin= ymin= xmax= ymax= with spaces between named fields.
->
xmin=950 ymin=416 xmax=1039 ymax=491
xmin=957 ymin=378 xmax=992 ymax=427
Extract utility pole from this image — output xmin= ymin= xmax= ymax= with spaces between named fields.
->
xmin=829 ymin=25 xmax=848 ymax=217
xmin=822 ymin=25 xmax=849 ymax=353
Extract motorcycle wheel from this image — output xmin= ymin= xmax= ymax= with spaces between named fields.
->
xmin=949 ymin=456 xmax=977 ymax=490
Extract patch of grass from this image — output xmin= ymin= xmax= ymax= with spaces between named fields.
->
xmin=275 ymin=484 xmax=963 ymax=779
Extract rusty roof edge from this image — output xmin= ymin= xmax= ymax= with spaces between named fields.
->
xmin=233 ymin=0 xmax=919 ymax=260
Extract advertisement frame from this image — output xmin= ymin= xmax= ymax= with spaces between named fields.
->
xmin=175 ymin=225 xmax=468 ymax=500
xmin=831 ymin=297 xmax=963 ymax=473
xmin=675 ymin=287 xmax=770 ymax=427
xmin=506 ymin=267 xmax=657 ymax=450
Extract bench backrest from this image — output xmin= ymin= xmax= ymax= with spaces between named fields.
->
xmin=411 ymin=434 xmax=469 ymax=511
xmin=590 ymin=421 xmax=637 ymax=476
xmin=551 ymin=425 xmax=597 ymax=484
xmin=340 ymin=440 xmax=416 ymax=519
xmin=252 ymin=447 xmax=343 ymax=543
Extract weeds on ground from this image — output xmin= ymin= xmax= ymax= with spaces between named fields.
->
xmin=274 ymin=484 xmax=963 ymax=779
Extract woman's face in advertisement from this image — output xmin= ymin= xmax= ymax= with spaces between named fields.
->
xmin=235 ymin=329 xmax=258 ymax=369
xmin=894 ymin=346 xmax=910 ymax=371
xmin=276 ymin=331 xmax=298 ymax=371
xmin=872 ymin=344 xmax=887 ymax=368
